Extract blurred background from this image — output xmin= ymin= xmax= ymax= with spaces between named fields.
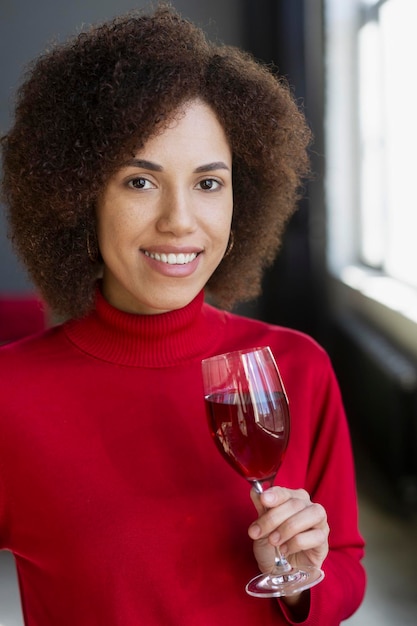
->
xmin=1 ymin=0 xmax=416 ymax=624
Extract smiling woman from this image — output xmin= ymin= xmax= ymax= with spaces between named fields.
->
xmin=0 ymin=5 xmax=365 ymax=626
xmin=97 ymin=100 xmax=233 ymax=315
xmin=1 ymin=5 xmax=310 ymax=319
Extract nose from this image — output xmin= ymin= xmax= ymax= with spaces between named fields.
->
xmin=156 ymin=186 xmax=197 ymax=236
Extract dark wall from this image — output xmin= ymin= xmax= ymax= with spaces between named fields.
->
xmin=331 ymin=313 xmax=417 ymax=515
xmin=239 ymin=0 xmax=326 ymax=340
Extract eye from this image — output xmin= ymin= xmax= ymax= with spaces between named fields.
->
xmin=127 ymin=177 xmax=154 ymax=190
xmin=197 ymin=178 xmax=222 ymax=191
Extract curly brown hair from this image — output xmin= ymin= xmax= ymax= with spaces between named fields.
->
xmin=1 ymin=3 xmax=311 ymax=319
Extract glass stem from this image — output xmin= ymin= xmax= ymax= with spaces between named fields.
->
xmin=253 ymin=480 xmax=293 ymax=575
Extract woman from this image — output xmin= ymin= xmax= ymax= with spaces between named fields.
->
xmin=0 ymin=5 xmax=365 ymax=625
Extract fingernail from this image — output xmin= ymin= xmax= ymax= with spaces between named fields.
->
xmin=249 ymin=523 xmax=261 ymax=539
xmin=263 ymin=491 xmax=274 ymax=504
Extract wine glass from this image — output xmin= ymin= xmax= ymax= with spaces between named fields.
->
xmin=201 ymin=346 xmax=324 ymax=597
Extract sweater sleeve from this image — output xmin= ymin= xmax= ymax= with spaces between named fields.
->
xmin=278 ymin=350 xmax=366 ymax=625
xmin=0 ymin=354 xmax=7 ymax=547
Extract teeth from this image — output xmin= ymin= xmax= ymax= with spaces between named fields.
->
xmin=144 ymin=251 xmax=198 ymax=265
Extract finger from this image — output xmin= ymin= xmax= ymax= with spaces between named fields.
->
xmin=272 ymin=503 xmax=328 ymax=548
xmin=249 ymin=497 xmax=327 ymax=546
xmin=277 ymin=502 xmax=327 ymax=543
xmin=249 ymin=486 xmax=308 ymax=518
xmin=249 ymin=493 xmax=310 ymax=539
xmin=249 ymin=499 xmax=304 ymax=541
xmin=261 ymin=487 xmax=310 ymax=510
xmin=279 ymin=526 xmax=329 ymax=559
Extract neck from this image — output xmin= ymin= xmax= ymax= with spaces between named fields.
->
xmin=64 ymin=288 xmax=226 ymax=367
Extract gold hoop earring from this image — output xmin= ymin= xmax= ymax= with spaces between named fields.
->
xmin=86 ymin=231 xmax=98 ymax=263
xmin=223 ymin=230 xmax=234 ymax=258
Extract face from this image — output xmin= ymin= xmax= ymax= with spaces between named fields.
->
xmin=96 ymin=100 xmax=233 ymax=315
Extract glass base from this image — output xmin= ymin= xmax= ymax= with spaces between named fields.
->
xmin=245 ymin=564 xmax=324 ymax=598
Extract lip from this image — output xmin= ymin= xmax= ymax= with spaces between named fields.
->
xmin=140 ymin=247 xmax=202 ymax=278
xmin=141 ymin=245 xmax=203 ymax=255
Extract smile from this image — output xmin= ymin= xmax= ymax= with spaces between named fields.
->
xmin=143 ymin=251 xmax=198 ymax=265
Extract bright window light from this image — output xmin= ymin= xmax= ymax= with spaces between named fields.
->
xmin=379 ymin=0 xmax=417 ymax=288
xmin=358 ymin=19 xmax=384 ymax=267
xmin=358 ymin=0 xmax=417 ymax=289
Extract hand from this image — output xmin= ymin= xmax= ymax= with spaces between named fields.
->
xmin=248 ymin=486 xmax=329 ymax=577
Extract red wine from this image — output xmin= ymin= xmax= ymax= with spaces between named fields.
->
xmin=205 ymin=391 xmax=290 ymax=482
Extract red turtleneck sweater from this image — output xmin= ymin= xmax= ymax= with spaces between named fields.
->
xmin=0 ymin=290 xmax=365 ymax=625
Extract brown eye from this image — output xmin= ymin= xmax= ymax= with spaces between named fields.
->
xmin=198 ymin=178 xmax=221 ymax=191
xmin=128 ymin=177 xmax=152 ymax=189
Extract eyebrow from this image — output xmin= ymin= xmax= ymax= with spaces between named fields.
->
xmin=123 ymin=158 xmax=230 ymax=173
xmin=193 ymin=162 xmax=230 ymax=173
xmin=123 ymin=159 xmax=163 ymax=171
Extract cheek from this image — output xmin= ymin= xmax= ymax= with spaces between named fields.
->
xmin=219 ymin=210 xmax=233 ymax=239
xmin=211 ymin=200 xmax=233 ymax=234
xmin=98 ymin=208 xmax=136 ymax=249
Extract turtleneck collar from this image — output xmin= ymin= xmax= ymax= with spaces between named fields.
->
xmin=64 ymin=289 xmax=226 ymax=368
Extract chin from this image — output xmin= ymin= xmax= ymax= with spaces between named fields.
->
xmin=155 ymin=298 xmax=194 ymax=314
xmin=149 ymin=281 xmax=204 ymax=311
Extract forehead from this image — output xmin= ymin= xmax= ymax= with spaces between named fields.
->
xmin=135 ymin=100 xmax=231 ymax=158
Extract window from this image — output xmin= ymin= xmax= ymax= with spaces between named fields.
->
xmin=358 ymin=0 xmax=417 ymax=287
xmin=325 ymin=0 xmax=417 ymax=351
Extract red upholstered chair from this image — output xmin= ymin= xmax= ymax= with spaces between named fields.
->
xmin=0 ymin=293 xmax=48 ymax=344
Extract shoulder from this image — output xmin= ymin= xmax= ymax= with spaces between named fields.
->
xmin=0 ymin=324 xmax=68 ymax=374
xmin=219 ymin=307 xmax=329 ymax=363
xmin=205 ymin=305 xmax=335 ymax=395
